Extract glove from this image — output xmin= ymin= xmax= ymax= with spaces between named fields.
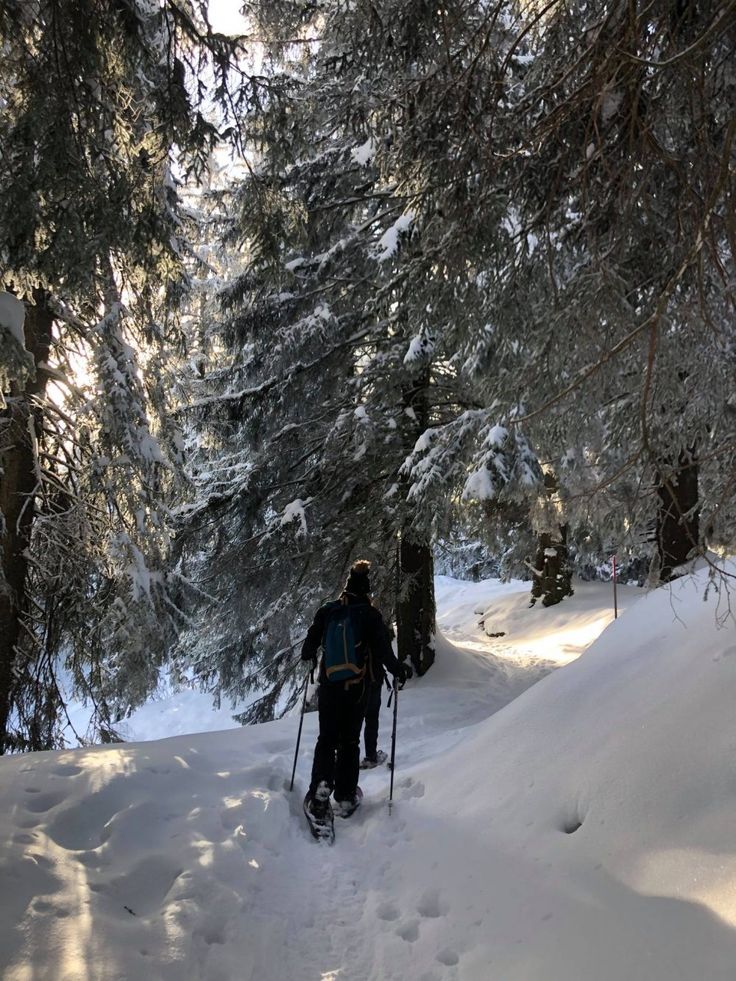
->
xmin=301 ymin=646 xmax=318 ymax=668
xmin=397 ymin=663 xmax=413 ymax=684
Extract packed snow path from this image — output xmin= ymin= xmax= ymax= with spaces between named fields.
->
xmin=2 ymin=572 xmax=736 ymax=980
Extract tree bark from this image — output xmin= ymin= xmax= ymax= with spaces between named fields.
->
xmin=396 ymin=535 xmax=435 ymax=675
xmin=0 ymin=291 xmax=53 ymax=753
xmin=396 ymin=365 xmax=436 ymax=674
xmin=655 ymin=451 xmax=699 ymax=582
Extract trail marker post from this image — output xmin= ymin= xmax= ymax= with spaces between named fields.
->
xmin=612 ymin=554 xmax=618 ymax=620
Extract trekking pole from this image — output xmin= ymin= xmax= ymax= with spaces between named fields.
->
xmin=388 ymin=676 xmax=404 ymax=815
xmin=289 ymin=668 xmax=313 ymax=793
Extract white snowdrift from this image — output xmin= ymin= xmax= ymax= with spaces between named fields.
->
xmin=417 ymin=565 xmax=736 ymax=980
xmin=437 ymin=573 xmax=638 ymax=665
xmin=1 ymin=569 xmax=735 ymax=981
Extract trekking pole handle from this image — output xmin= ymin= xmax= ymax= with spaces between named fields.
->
xmin=387 ymin=676 xmax=405 ymax=709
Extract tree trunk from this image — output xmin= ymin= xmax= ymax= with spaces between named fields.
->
xmin=396 ymin=364 xmax=436 ymax=674
xmin=529 ymin=471 xmax=573 ymax=608
xmin=655 ymin=451 xmax=699 ymax=582
xmin=0 ymin=292 xmax=53 ymax=753
xmin=396 ymin=535 xmax=435 ymax=675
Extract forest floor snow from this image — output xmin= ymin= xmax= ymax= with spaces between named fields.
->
xmin=2 ymin=570 xmax=736 ymax=980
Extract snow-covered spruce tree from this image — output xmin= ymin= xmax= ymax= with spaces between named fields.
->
xmin=528 ymin=472 xmax=573 ymax=607
xmin=403 ymin=0 xmax=735 ymax=594
xmin=175 ymin=0 xmax=546 ymax=714
xmin=0 ymin=0 xmax=240 ymax=751
xmin=504 ymin=0 xmax=736 ymax=583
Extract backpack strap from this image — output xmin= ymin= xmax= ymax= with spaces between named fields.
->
xmin=342 ymin=597 xmax=369 ymax=690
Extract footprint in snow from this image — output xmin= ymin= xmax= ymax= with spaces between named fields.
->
xmin=396 ymin=919 xmax=420 ymax=942
xmin=90 ymin=856 xmax=184 ymax=917
xmin=29 ymin=899 xmax=71 ymax=920
xmin=399 ymin=778 xmax=425 ymax=800
xmin=436 ymin=948 xmax=460 ymax=966
xmin=194 ymin=919 xmax=227 ymax=946
xmin=417 ymin=888 xmax=446 ymax=919
xmin=0 ymin=852 xmax=62 ymax=946
xmin=52 ymin=763 xmax=83 ymax=777
xmin=376 ymin=901 xmax=400 ymax=921
xmin=13 ymin=833 xmax=38 ymax=845
xmin=15 ymin=815 xmax=47 ymax=830
xmin=46 ymin=789 xmax=122 ymax=850
xmin=23 ymin=791 xmax=66 ymax=814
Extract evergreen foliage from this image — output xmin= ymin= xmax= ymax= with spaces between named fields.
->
xmin=176 ymin=0 xmax=537 ymax=714
xmin=1 ymin=0 xmax=733 ymax=743
xmin=0 ymin=0 xmax=240 ymax=750
xmin=179 ymin=0 xmax=735 ymax=718
xmin=500 ymin=0 xmax=736 ymax=578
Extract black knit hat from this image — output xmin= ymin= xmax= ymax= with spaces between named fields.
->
xmin=345 ymin=559 xmax=371 ymax=596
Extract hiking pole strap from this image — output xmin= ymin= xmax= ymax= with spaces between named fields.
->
xmin=386 ymin=676 xmax=404 ymax=709
xmin=289 ymin=671 xmax=311 ymax=792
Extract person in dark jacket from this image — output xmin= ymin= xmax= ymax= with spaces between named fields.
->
xmin=301 ymin=560 xmax=410 ymax=825
xmin=360 ymin=623 xmax=392 ymax=769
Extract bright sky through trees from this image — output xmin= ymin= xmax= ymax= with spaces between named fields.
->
xmin=208 ymin=0 xmax=247 ymax=35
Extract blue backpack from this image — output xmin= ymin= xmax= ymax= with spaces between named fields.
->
xmin=323 ymin=600 xmax=368 ymax=684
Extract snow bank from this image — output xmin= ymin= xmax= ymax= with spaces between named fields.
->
xmin=62 ymin=680 xmax=259 ymax=747
xmin=475 ymin=576 xmax=639 ymax=664
xmin=420 ymin=565 xmax=736 ymax=980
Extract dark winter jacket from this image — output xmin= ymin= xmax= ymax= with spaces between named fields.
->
xmin=369 ymin=623 xmax=394 ymax=687
xmin=301 ymin=593 xmax=403 ymax=685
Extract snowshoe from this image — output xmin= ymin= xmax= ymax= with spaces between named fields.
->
xmin=304 ymin=782 xmax=335 ymax=843
xmin=360 ymin=750 xmax=388 ymax=770
xmin=334 ymin=785 xmax=363 ymax=818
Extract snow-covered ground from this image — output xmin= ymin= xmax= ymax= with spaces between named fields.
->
xmin=2 ymin=570 xmax=736 ymax=980
xmin=63 ymin=680 xmax=257 ymax=747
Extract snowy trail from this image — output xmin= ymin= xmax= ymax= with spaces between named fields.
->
xmin=0 ymin=707 xmax=479 ymax=981
xmin=1 ymin=576 xmax=563 ymax=981
xmin=6 ymin=572 xmax=736 ymax=981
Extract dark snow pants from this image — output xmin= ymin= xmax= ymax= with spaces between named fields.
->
xmin=310 ymin=682 xmax=365 ymax=801
xmin=363 ymin=681 xmax=382 ymax=760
